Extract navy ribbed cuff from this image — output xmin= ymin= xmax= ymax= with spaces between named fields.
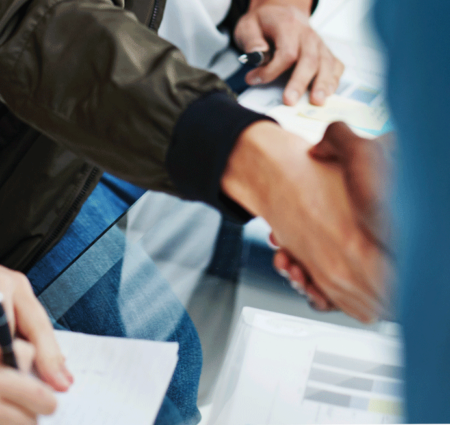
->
xmin=167 ymin=91 xmax=276 ymax=223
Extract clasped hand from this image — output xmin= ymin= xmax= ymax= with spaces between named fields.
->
xmin=272 ymin=123 xmax=395 ymax=321
xmin=222 ymin=121 xmax=394 ymax=324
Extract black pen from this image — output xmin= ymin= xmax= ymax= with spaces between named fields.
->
xmin=238 ymin=50 xmax=273 ymax=67
xmin=0 ymin=292 xmax=18 ymax=369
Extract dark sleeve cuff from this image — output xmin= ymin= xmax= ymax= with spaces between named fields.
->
xmin=166 ymin=91 xmax=276 ymax=224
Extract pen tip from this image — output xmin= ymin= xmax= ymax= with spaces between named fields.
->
xmin=238 ymin=54 xmax=248 ymax=64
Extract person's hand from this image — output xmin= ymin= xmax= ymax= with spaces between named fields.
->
xmin=0 ymin=266 xmax=73 ymax=392
xmin=269 ymin=233 xmax=337 ymax=312
xmin=0 ymin=339 xmax=57 ymax=424
xmin=271 ymin=122 xmax=395 ymax=316
xmin=221 ymin=121 xmax=389 ymax=323
xmin=234 ymin=0 xmax=345 ymax=106
xmin=310 ymin=123 xmax=395 ymax=250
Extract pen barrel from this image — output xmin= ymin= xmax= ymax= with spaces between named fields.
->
xmin=2 ymin=350 xmax=18 ymax=369
xmin=0 ymin=308 xmax=12 ymax=348
xmin=240 ymin=51 xmax=271 ymax=67
xmin=0 ymin=303 xmax=18 ymax=369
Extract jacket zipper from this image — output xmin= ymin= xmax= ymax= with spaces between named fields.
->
xmin=148 ymin=0 xmax=160 ymax=29
xmin=23 ymin=167 xmax=100 ymax=273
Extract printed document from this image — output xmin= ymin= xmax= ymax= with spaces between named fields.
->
xmin=208 ymin=308 xmax=403 ymax=425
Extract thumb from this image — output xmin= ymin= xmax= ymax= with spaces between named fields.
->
xmin=311 ymin=122 xmax=393 ymax=252
xmin=234 ymin=14 xmax=270 ymax=54
xmin=309 ymin=121 xmax=363 ymax=163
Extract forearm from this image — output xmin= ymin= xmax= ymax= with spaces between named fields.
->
xmin=220 ymin=120 xmax=310 ymax=221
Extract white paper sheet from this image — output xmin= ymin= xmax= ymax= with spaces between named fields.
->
xmin=208 ymin=308 xmax=403 ymax=425
xmin=39 ymin=331 xmax=178 ymax=425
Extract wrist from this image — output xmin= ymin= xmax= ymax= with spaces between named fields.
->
xmin=248 ymin=0 xmax=313 ymax=15
xmin=221 ymin=121 xmax=310 ymax=221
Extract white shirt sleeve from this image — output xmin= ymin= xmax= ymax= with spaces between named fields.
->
xmin=158 ymin=0 xmax=233 ymax=71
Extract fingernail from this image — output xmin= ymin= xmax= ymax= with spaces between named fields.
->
xmin=250 ymin=77 xmax=262 ymax=85
xmin=286 ymin=90 xmax=299 ymax=105
xmin=289 ymin=280 xmax=299 ymax=290
xmin=62 ymin=364 xmax=74 ymax=384
xmin=249 ymin=46 xmax=268 ymax=53
xmin=295 ymin=285 xmax=306 ymax=296
xmin=267 ymin=237 xmax=279 ymax=250
xmin=54 ymin=371 xmax=71 ymax=388
xmin=278 ymin=269 xmax=290 ymax=279
xmin=314 ymin=90 xmax=325 ymax=103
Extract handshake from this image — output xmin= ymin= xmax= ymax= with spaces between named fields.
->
xmin=222 ymin=120 xmax=395 ymax=323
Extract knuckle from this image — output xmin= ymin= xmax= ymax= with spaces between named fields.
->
xmin=343 ymin=231 xmax=368 ymax=262
xmin=5 ymin=270 xmax=31 ymax=293
xmin=332 ymin=74 xmax=341 ymax=86
xmin=280 ymin=48 xmax=298 ymax=66
xmin=15 ymin=340 xmax=36 ymax=359
xmin=337 ymin=58 xmax=345 ymax=74
xmin=302 ymin=51 xmax=319 ymax=69
xmin=303 ymin=28 xmax=320 ymax=46
xmin=285 ymin=9 xmax=300 ymax=25
xmin=34 ymin=385 xmax=56 ymax=415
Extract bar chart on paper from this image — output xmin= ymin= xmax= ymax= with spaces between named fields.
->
xmin=208 ymin=308 xmax=404 ymax=425
xmin=302 ymin=350 xmax=403 ymax=423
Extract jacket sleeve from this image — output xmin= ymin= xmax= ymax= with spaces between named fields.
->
xmin=0 ymin=0 xmax=272 ymax=221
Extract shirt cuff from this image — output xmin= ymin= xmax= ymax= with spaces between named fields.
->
xmin=166 ymin=91 xmax=277 ymax=223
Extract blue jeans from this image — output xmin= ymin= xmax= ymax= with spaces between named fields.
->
xmin=28 ymin=175 xmax=202 ymax=425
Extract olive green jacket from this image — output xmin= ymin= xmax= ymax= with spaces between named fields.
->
xmin=0 ymin=0 xmax=317 ymax=272
xmin=0 ymin=0 xmax=246 ymax=272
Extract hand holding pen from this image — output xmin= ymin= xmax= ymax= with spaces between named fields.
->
xmin=0 ymin=286 xmax=58 ymax=423
xmin=0 ymin=266 xmax=73 ymax=391
xmin=233 ymin=1 xmax=345 ymax=106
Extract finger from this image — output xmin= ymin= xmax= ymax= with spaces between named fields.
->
xmin=331 ymin=283 xmax=381 ymax=323
xmin=282 ymin=35 xmax=321 ymax=105
xmin=328 ymin=57 xmax=345 ymax=95
xmin=12 ymin=278 xmax=73 ymax=391
xmin=246 ymin=29 xmax=301 ymax=86
xmin=304 ymin=282 xmax=333 ymax=311
xmin=13 ymin=340 xmax=35 ymax=373
xmin=0 ymin=401 xmax=37 ymax=425
xmin=288 ymin=264 xmax=307 ymax=294
xmin=309 ymin=47 xmax=344 ymax=106
xmin=0 ymin=368 xmax=57 ymax=415
xmin=273 ymin=250 xmax=291 ymax=278
xmin=234 ymin=15 xmax=270 ymax=55
xmin=309 ymin=121 xmax=363 ymax=162
xmin=267 ymin=233 xmax=280 ymax=250
xmin=309 ymin=264 xmax=381 ymax=323
xmin=334 ymin=293 xmax=379 ymax=324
